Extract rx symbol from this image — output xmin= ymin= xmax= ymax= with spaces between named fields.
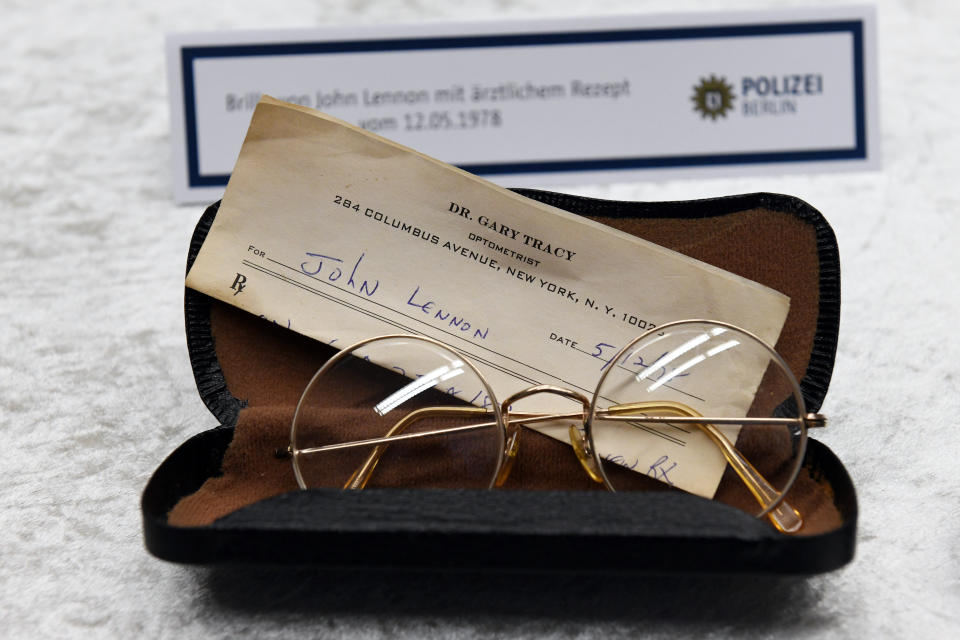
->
xmin=231 ymin=273 xmax=247 ymax=296
xmin=648 ymin=455 xmax=677 ymax=486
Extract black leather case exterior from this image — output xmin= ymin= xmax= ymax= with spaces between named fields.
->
xmin=142 ymin=190 xmax=857 ymax=573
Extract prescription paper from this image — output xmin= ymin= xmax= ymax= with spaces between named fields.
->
xmin=186 ymin=96 xmax=790 ymax=497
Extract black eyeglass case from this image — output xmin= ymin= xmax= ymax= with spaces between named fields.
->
xmin=142 ymin=189 xmax=856 ymax=574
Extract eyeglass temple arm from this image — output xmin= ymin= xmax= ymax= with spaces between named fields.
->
xmin=602 ymin=402 xmax=802 ymax=533
xmin=333 ymin=402 xmax=803 ymax=532
xmin=342 ymin=406 xmax=492 ymax=490
xmin=343 ymin=406 xmax=589 ymax=489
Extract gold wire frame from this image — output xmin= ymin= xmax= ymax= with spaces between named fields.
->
xmin=290 ymin=332 xmax=507 ymax=491
xmin=289 ymin=320 xmax=826 ymax=533
xmin=586 ymin=319 xmax=819 ymax=532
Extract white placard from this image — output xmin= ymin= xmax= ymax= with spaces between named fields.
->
xmin=167 ymin=7 xmax=878 ymax=203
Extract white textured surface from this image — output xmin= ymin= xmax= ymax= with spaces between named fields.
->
xmin=2 ymin=0 xmax=959 ymax=637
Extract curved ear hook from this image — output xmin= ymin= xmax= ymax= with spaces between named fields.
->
xmin=343 ymin=406 xmax=491 ymax=489
xmin=324 ymin=402 xmax=591 ymax=489
xmin=600 ymin=401 xmax=803 ymax=533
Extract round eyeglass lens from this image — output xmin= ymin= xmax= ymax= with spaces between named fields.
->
xmin=587 ymin=320 xmax=807 ymax=523
xmin=291 ymin=335 xmax=505 ymax=490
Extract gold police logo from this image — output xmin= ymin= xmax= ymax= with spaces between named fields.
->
xmin=691 ymin=74 xmax=735 ymax=120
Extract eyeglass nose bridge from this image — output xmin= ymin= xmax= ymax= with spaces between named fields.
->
xmin=493 ymin=385 xmax=602 ymax=487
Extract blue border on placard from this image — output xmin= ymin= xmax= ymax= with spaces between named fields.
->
xmin=180 ymin=21 xmax=866 ymax=188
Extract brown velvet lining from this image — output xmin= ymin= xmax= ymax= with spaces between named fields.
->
xmin=169 ymin=207 xmax=841 ymax=535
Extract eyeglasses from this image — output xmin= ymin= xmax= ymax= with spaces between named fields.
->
xmin=288 ymin=319 xmax=825 ymax=533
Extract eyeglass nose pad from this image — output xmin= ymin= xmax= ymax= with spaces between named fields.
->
xmin=568 ymin=424 xmax=604 ymax=484
xmin=493 ymin=417 xmax=521 ymax=488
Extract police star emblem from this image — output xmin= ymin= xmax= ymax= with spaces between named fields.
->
xmin=691 ymin=74 xmax=736 ymax=120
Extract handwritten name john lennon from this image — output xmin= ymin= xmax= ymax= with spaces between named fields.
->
xmin=448 ymin=202 xmax=577 ymax=261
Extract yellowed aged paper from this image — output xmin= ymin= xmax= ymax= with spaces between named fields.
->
xmin=186 ymin=96 xmax=790 ymax=497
